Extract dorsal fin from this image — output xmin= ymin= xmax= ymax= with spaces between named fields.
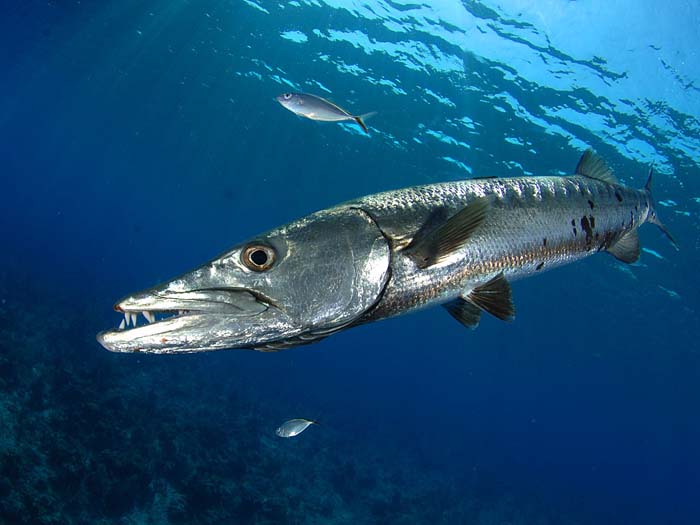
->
xmin=406 ymin=197 xmax=489 ymax=269
xmin=607 ymin=229 xmax=640 ymax=263
xmin=465 ymin=272 xmax=515 ymax=321
xmin=575 ymin=149 xmax=619 ymax=184
xmin=443 ymin=297 xmax=481 ymax=329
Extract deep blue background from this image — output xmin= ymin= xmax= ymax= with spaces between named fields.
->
xmin=2 ymin=1 xmax=699 ymax=523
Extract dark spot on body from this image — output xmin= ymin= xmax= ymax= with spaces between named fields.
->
xmin=590 ymin=216 xmax=595 ymax=229
xmin=536 ymin=262 xmax=544 ymax=271
xmin=580 ymin=216 xmax=594 ymax=246
xmin=573 ymin=228 xmax=577 ymax=236
xmin=588 ymin=199 xmax=595 ymax=209
xmin=571 ymin=219 xmax=575 ymax=226
xmin=615 ymin=191 xmax=623 ymax=202
xmin=543 ymin=238 xmax=547 ymax=247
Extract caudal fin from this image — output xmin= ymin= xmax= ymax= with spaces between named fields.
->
xmin=644 ymin=167 xmax=679 ymax=250
xmin=353 ymin=112 xmax=377 ymax=135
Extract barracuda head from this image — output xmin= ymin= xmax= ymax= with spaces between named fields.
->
xmin=97 ymin=207 xmax=390 ymax=353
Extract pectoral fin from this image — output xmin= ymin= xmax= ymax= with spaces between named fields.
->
xmin=443 ymin=298 xmax=482 ymax=329
xmin=406 ymin=198 xmax=489 ymax=269
xmin=465 ymin=272 xmax=515 ymax=321
xmin=607 ymin=229 xmax=640 ymax=263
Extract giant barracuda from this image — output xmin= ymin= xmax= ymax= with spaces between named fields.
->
xmin=97 ymin=150 xmax=675 ymax=353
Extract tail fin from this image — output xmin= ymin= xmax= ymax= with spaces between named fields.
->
xmin=644 ymin=167 xmax=679 ymax=250
xmin=353 ymin=112 xmax=377 ymax=135
xmin=644 ymin=167 xmax=654 ymax=192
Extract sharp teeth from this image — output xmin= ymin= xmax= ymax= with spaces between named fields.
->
xmin=119 ymin=319 xmax=126 ymax=330
xmin=129 ymin=312 xmax=138 ymax=327
xmin=142 ymin=311 xmax=155 ymax=324
xmin=124 ymin=312 xmax=130 ymax=327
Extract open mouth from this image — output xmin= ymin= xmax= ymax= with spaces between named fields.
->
xmin=115 ymin=308 xmax=193 ymax=331
xmin=97 ymin=288 xmax=274 ymax=353
xmin=107 ymin=287 xmax=272 ymax=332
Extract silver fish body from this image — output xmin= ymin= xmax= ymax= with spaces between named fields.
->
xmin=276 ymin=92 xmax=372 ymax=134
xmin=353 ymin=173 xmax=648 ymax=321
xmin=276 ymin=418 xmax=317 ymax=438
xmin=97 ymin=150 xmax=673 ymax=354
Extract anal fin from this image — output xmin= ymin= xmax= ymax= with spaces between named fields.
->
xmin=443 ymin=298 xmax=481 ymax=329
xmin=406 ymin=197 xmax=489 ymax=269
xmin=607 ymin=229 xmax=640 ymax=263
xmin=466 ymin=272 xmax=515 ymax=321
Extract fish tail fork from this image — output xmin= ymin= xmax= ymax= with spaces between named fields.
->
xmin=644 ymin=167 xmax=679 ymax=250
xmin=353 ymin=112 xmax=377 ymax=135
xmin=354 ymin=116 xmax=370 ymax=134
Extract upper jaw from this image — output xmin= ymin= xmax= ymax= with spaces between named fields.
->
xmin=115 ymin=287 xmax=269 ymax=316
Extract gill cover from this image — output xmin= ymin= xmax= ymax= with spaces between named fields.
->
xmin=252 ymin=206 xmax=391 ymax=346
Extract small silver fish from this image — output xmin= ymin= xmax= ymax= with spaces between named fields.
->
xmin=275 ymin=418 xmax=318 ymax=438
xmin=276 ymin=92 xmax=374 ymax=134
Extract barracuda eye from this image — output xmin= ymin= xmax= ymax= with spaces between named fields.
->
xmin=242 ymin=244 xmax=276 ymax=272
xmin=283 ymin=93 xmax=293 ymax=100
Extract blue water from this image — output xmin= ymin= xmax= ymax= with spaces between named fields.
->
xmin=2 ymin=1 xmax=699 ymax=523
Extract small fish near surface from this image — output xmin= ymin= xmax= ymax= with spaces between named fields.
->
xmin=97 ymin=149 xmax=676 ymax=354
xmin=276 ymin=92 xmax=375 ymax=134
xmin=276 ymin=418 xmax=318 ymax=438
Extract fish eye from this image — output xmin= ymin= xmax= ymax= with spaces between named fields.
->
xmin=283 ymin=93 xmax=293 ymax=100
xmin=242 ymin=244 xmax=276 ymax=272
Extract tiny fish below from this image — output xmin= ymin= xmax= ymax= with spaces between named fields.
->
xmin=276 ymin=418 xmax=319 ymax=438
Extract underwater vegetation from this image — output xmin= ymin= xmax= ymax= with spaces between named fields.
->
xmin=0 ymin=274 xmax=581 ymax=524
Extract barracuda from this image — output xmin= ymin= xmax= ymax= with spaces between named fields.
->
xmin=97 ymin=150 xmax=675 ymax=354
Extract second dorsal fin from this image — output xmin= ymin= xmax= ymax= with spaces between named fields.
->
xmin=575 ymin=149 xmax=619 ymax=184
